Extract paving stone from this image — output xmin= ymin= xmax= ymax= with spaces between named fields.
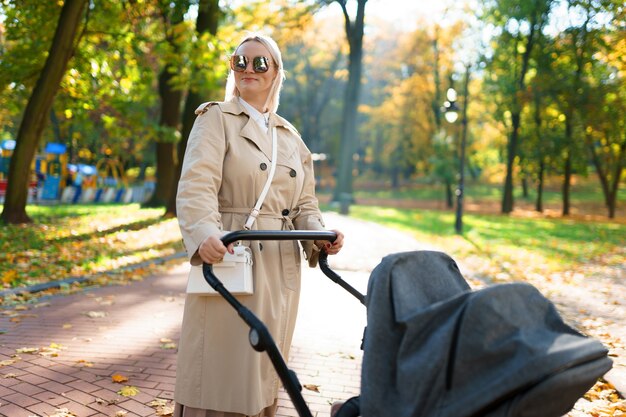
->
xmin=0 ymin=212 xmax=621 ymax=416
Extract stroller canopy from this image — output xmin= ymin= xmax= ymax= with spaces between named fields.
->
xmin=360 ymin=251 xmax=612 ymax=417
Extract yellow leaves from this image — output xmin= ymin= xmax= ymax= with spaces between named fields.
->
xmin=62 ymin=323 xmax=73 ymax=329
xmin=48 ymin=408 xmax=77 ymax=417
xmin=94 ymin=397 xmax=119 ymax=406
xmin=16 ymin=347 xmax=39 ymax=354
xmin=577 ymin=379 xmax=626 ymax=417
xmin=303 ymin=384 xmax=320 ymax=392
xmin=0 ymin=357 xmax=20 ymax=367
xmin=111 ymin=373 xmax=129 ymax=383
xmin=2 ymin=269 xmax=18 ymax=285
xmin=148 ymin=398 xmax=174 ymax=416
xmin=75 ymin=359 xmax=94 ymax=368
xmin=159 ymin=338 xmax=177 ymax=349
xmin=85 ymin=310 xmax=107 ymax=318
xmin=0 ymin=207 xmax=183 ymax=308
xmin=16 ymin=343 xmax=64 ymax=357
xmin=117 ymin=385 xmax=140 ymax=397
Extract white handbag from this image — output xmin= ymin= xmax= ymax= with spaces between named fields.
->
xmin=186 ymin=127 xmax=278 ymax=296
xmin=187 ymin=245 xmax=254 ymax=295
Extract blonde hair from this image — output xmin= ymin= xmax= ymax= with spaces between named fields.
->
xmin=224 ymin=33 xmax=285 ymax=113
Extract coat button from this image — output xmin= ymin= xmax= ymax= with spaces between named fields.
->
xmin=289 ymin=169 xmax=296 ymax=177
xmin=259 ymin=243 xmax=263 ymax=251
xmin=260 ymin=163 xmax=267 ymax=171
xmin=282 ymin=209 xmax=290 ymax=216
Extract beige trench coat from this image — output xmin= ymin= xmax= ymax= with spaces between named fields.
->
xmin=175 ymin=98 xmax=326 ymax=415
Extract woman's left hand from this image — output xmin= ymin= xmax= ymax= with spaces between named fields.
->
xmin=317 ymin=229 xmax=344 ymax=255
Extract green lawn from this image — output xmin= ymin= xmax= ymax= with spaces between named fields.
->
xmin=0 ymin=204 xmax=183 ymax=298
xmin=340 ymin=205 xmax=625 ymax=283
xmin=2 ymin=202 xmax=624 ymax=304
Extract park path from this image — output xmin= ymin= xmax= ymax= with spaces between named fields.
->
xmin=0 ymin=212 xmax=623 ymax=417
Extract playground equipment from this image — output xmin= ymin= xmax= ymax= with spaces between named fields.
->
xmin=0 ymin=140 xmax=39 ymax=202
xmin=40 ymin=142 xmax=69 ymax=200
xmin=94 ymin=157 xmax=132 ymax=203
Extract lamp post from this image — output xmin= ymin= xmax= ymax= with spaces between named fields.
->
xmin=442 ymin=87 xmax=466 ymax=234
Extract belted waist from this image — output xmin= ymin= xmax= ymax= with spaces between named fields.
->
xmin=220 ymin=207 xmax=301 ymax=219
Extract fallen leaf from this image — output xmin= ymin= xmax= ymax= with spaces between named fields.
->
xmin=15 ymin=347 xmax=39 ymax=354
xmin=148 ymin=398 xmax=174 ymax=416
xmin=94 ymin=397 xmax=119 ymax=405
xmin=75 ymin=360 xmax=94 ymax=368
xmin=2 ymin=270 xmax=18 ymax=284
xmin=156 ymin=405 xmax=174 ymax=416
xmin=85 ymin=311 xmax=107 ymax=318
xmin=48 ymin=408 xmax=77 ymax=417
xmin=114 ymin=411 xmax=128 ymax=417
xmin=2 ymin=373 xmax=16 ymax=378
xmin=112 ymin=373 xmax=129 ymax=383
xmin=303 ymin=384 xmax=320 ymax=392
xmin=62 ymin=323 xmax=73 ymax=329
xmin=0 ymin=359 xmax=18 ymax=367
xmin=117 ymin=385 xmax=140 ymax=397
xmin=148 ymin=398 xmax=169 ymax=407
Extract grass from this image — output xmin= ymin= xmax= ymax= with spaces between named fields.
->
xmin=341 ymin=204 xmax=625 ymax=284
xmin=0 ymin=204 xmax=184 ymax=303
xmin=2 ymin=200 xmax=624 ymax=304
xmin=327 ymin=178 xmax=626 ymax=211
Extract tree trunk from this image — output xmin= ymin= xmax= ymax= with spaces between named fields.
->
xmin=1 ymin=0 xmax=87 ymax=224
xmin=445 ymin=179 xmax=453 ymax=208
xmin=521 ymin=176 xmax=529 ymax=198
xmin=501 ymin=10 xmax=540 ymax=214
xmin=165 ymin=0 xmax=220 ymax=217
xmin=501 ymin=112 xmax=520 ymax=213
xmin=586 ymin=133 xmax=625 ymax=219
xmin=332 ymin=0 xmax=367 ymax=204
xmin=562 ymin=150 xmax=572 ymax=216
xmin=535 ymin=159 xmax=544 ymax=212
xmin=143 ymin=26 xmax=184 ymax=208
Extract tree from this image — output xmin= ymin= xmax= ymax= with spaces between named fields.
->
xmin=143 ymin=0 xmax=187 ymax=208
xmin=328 ymin=0 xmax=367 ymax=211
xmin=165 ymin=0 xmax=221 ymax=217
xmin=482 ymin=0 xmax=554 ymax=214
xmin=1 ymin=0 xmax=88 ymax=224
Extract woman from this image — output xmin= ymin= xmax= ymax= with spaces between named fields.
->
xmin=174 ymin=33 xmax=344 ymax=417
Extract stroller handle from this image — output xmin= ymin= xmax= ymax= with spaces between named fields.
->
xmin=220 ymin=229 xmax=337 ymax=247
xmin=218 ymin=229 xmax=366 ymax=305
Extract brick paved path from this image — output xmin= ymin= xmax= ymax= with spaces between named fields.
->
xmin=0 ymin=213 xmax=431 ymax=417
xmin=0 ymin=212 xmax=623 ymax=416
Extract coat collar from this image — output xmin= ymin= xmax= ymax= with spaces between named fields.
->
xmin=216 ymin=97 xmax=299 ymax=164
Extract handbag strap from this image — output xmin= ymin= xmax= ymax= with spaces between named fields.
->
xmin=244 ymin=126 xmax=278 ymax=230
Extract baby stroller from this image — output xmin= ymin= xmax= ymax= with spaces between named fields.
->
xmin=202 ymin=230 xmax=613 ymax=417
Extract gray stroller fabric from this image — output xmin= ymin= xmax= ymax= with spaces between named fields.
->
xmin=360 ymin=251 xmax=612 ymax=417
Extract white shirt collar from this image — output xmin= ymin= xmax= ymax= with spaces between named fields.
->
xmin=239 ymin=97 xmax=270 ymax=132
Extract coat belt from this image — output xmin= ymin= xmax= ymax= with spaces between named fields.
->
xmin=220 ymin=207 xmax=301 ymax=223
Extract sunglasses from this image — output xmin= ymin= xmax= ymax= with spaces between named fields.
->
xmin=230 ymin=55 xmax=271 ymax=73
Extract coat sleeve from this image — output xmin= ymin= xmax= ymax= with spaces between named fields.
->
xmin=176 ymin=104 xmax=226 ymax=265
xmin=292 ymin=139 xmax=326 ymax=267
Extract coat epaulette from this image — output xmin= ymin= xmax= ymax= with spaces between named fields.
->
xmin=279 ymin=118 xmax=301 ymax=138
xmin=195 ymin=101 xmax=218 ymax=115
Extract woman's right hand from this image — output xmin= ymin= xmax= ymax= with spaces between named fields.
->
xmin=198 ymin=234 xmax=234 ymax=264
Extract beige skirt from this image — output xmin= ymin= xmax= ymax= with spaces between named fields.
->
xmin=174 ymin=400 xmax=278 ymax=417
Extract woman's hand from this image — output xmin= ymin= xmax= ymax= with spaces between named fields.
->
xmin=316 ymin=229 xmax=344 ymax=255
xmin=198 ymin=234 xmax=234 ymax=264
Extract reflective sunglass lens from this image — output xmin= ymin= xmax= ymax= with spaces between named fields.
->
xmin=252 ymin=56 xmax=269 ymax=73
xmin=230 ymin=55 xmax=271 ymax=73
xmin=231 ymin=55 xmax=247 ymax=72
